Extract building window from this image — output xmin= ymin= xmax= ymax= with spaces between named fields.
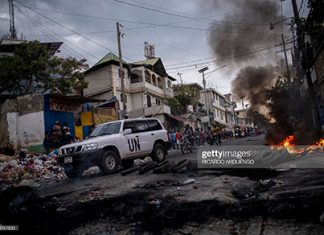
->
xmin=157 ymin=77 xmax=163 ymax=89
xmin=167 ymin=80 xmax=171 ymax=88
xmin=152 ymin=74 xmax=157 ymax=86
xmin=145 ymin=70 xmax=151 ymax=83
xmin=147 ymin=95 xmax=152 ymax=107
xmin=120 ymin=94 xmax=127 ymax=103
xmin=156 ymin=98 xmax=161 ymax=105
xmin=131 ymin=69 xmax=143 ymax=83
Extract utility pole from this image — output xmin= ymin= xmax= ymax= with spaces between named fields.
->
xmin=116 ymin=22 xmax=126 ymax=119
xmin=199 ymin=67 xmax=209 ymax=127
xmin=291 ymin=0 xmax=321 ymax=131
xmin=8 ymin=0 xmax=17 ymax=40
xmin=241 ymin=97 xmax=246 ymax=128
xmin=281 ymin=34 xmax=291 ymax=82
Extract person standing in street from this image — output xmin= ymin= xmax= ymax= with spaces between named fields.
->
xmin=176 ymin=130 xmax=182 ymax=149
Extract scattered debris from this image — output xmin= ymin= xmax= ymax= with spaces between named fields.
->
xmin=181 ymin=178 xmax=195 ymax=185
xmin=0 ymin=152 xmax=66 ymax=189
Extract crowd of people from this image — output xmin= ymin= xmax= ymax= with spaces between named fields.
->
xmin=168 ymin=124 xmax=262 ymax=149
xmin=43 ymin=121 xmax=76 ymax=153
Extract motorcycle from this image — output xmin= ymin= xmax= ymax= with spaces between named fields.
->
xmin=180 ymin=134 xmax=193 ymax=154
xmin=206 ymin=132 xmax=214 ymax=146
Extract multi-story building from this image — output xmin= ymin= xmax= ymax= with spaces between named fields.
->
xmin=200 ymin=88 xmax=236 ymax=131
xmin=235 ymin=109 xmax=254 ymax=130
xmin=83 ymin=52 xmax=176 ymax=125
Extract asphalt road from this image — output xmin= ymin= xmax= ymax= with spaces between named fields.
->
xmin=37 ymin=135 xmax=266 ymax=198
xmin=4 ymin=134 xmax=324 ymax=234
xmin=167 ymin=134 xmax=266 ymax=161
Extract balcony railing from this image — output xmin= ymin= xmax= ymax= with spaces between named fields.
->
xmin=130 ymin=81 xmax=164 ymax=96
xmin=128 ymin=104 xmax=171 ymax=118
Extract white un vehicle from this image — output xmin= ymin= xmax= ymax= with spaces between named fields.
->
xmin=58 ymin=118 xmax=171 ymax=178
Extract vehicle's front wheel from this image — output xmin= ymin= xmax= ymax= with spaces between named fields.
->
xmin=64 ymin=165 xmax=84 ymax=179
xmin=99 ymin=150 xmax=120 ymax=174
xmin=152 ymin=143 xmax=166 ymax=162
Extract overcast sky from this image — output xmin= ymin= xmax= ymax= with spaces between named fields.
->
xmin=0 ymin=0 xmax=308 ymax=98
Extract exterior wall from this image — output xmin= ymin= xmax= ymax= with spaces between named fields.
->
xmin=115 ymin=90 xmax=133 ymax=111
xmin=18 ymin=111 xmax=45 ymax=149
xmin=7 ymin=112 xmax=18 ymax=149
xmin=112 ymin=64 xmax=130 ymax=90
xmin=43 ymin=95 xmax=75 ymax=137
xmin=128 ymin=104 xmax=171 ymax=118
xmin=84 ymin=65 xmax=112 ymax=96
xmin=0 ymin=99 xmax=18 ymax=146
xmin=1 ymin=94 xmax=45 ymax=150
xmin=91 ymin=91 xmax=113 ymax=101
xmin=131 ymin=93 xmax=144 ymax=110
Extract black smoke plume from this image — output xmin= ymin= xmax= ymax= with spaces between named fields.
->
xmin=208 ymin=0 xmax=282 ymax=64
xmin=231 ymin=65 xmax=278 ymax=111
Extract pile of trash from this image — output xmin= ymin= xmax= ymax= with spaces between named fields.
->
xmin=0 ymin=151 xmax=66 ymax=189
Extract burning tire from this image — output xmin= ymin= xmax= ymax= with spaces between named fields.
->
xmin=99 ymin=150 xmax=120 ymax=174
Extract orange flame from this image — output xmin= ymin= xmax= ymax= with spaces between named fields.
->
xmin=272 ymin=136 xmax=324 ymax=154
xmin=280 ymin=135 xmax=295 ymax=147
xmin=316 ymin=138 xmax=324 ymax=146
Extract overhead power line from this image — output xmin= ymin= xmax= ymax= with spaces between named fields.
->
xmin=27 ymin=6 xmax=269 ymax=35
xmin=165 ymin=45 xmax=277 ymax=71
xmin=15 ymin=1 xmax=134 ymax=62
xmin=111 ymin=0 xmax=271 ymax=26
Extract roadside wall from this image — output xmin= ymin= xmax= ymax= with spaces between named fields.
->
xmin=43 ymin=95 xmax=75 ymax=137
xmin=0 ymin=94 xmax=45 ymax=151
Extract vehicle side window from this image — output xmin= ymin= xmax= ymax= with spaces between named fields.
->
xmin=123 ymin=121 xmax=136 ymax=133
xmin=147 ymin=120 xmax=162 ymax=131
xmin=134 ymin=120 xmax=149 ymax=133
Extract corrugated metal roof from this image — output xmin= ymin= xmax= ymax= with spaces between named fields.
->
xmin=132 ymin=57 xmax=160 ymax=66
xmin=94 ymin=52 xmax=127 ymax=67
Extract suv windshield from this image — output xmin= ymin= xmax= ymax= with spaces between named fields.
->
xmin=89 ymin=122 xmax=121 ymax=137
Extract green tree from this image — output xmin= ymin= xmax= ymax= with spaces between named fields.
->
xmin=0 ymin=40 xmax=87 ymax=95
xmin=166 ymin=97 xmax=182 ymax=115
xmin=172 ymin=84 xmax=201 ymax=114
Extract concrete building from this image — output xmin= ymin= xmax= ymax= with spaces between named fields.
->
xmin=83 ymin=53 xmax=176 ymax=126
xmin=200 ymin=88 xmax=236 ymax=131
xmin=235 ymin=109 xmax=254 ymax=130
